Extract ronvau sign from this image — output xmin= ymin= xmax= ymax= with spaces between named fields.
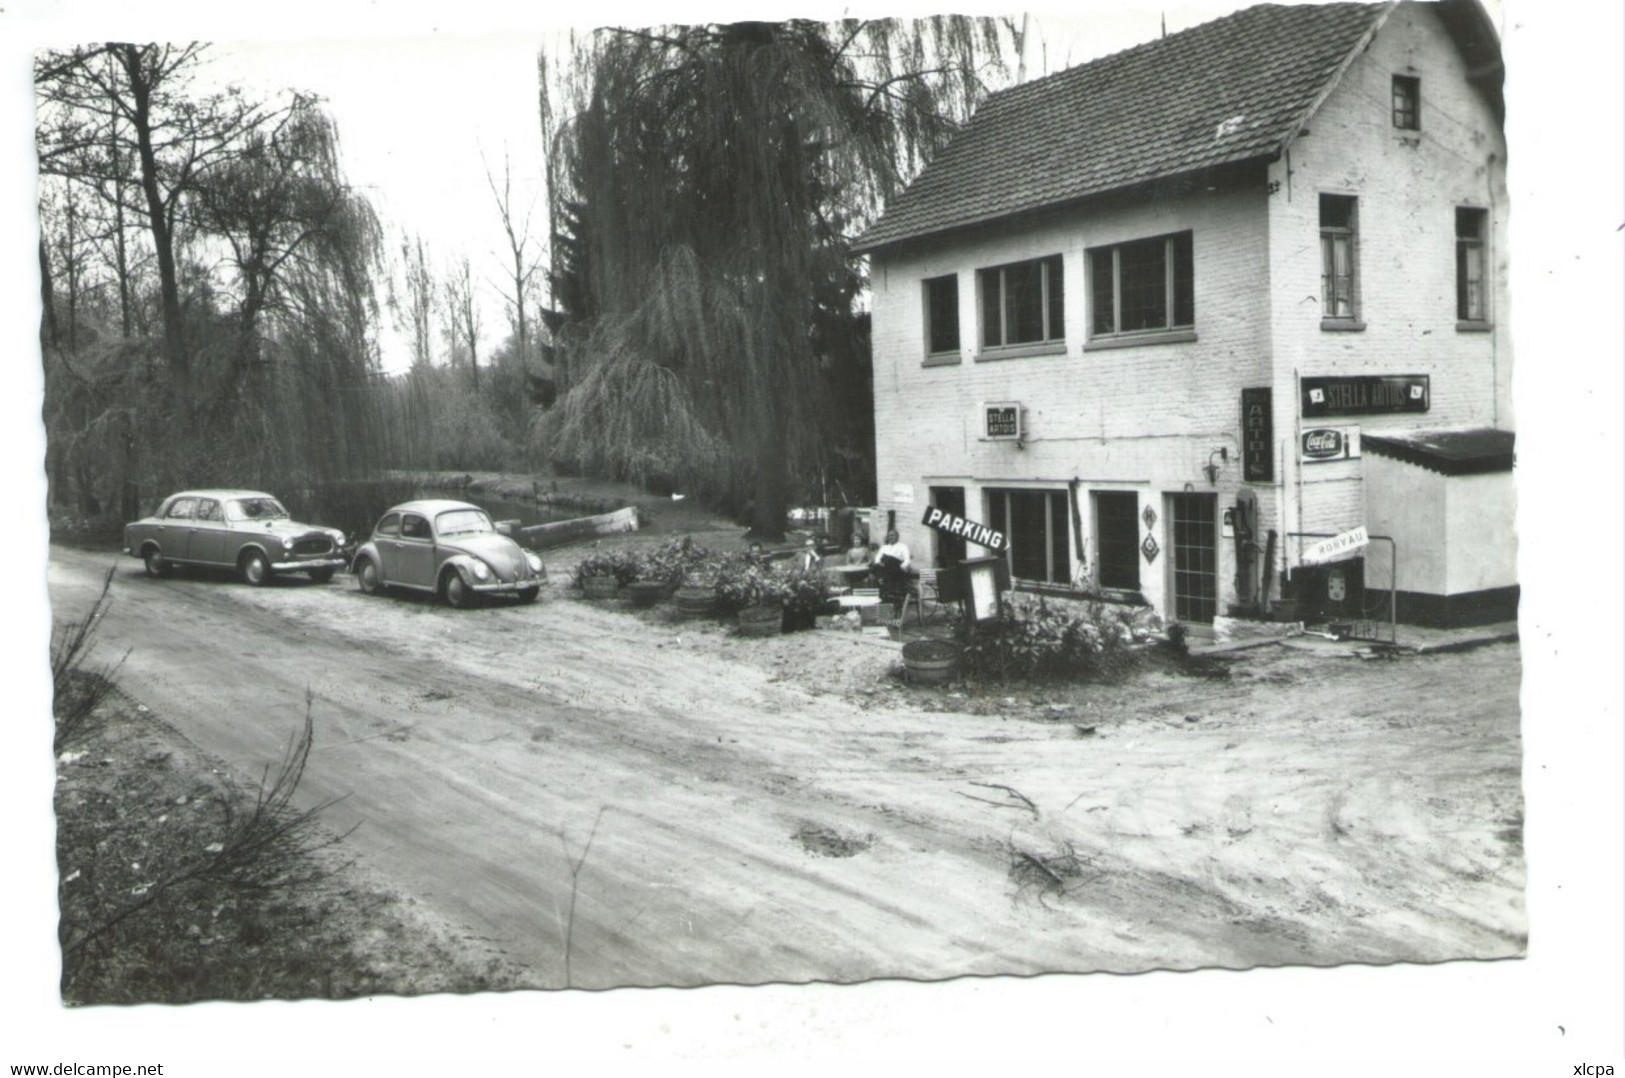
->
xmin=921 ymin=506 xmax=1009 ymax=554
xmin=1300 ymin=526 xmax=1369 ymax=564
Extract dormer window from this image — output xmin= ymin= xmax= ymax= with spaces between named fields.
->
xmin=1392 ymin=75 xmax=1420 ymax=130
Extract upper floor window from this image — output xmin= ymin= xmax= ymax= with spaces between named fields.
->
xmin=1088 ymin=232 xmax=1194 ymax=338
xmin=923 ymin=274 xmax=960 ymax=357
xmin=1392 ymin=75 xmax=1421 ymax=130
xmin=1456 ymin=207 xmax=1489 ymax=323
xmin=1320 ymin=195 xmax=1359 ymax=325
xmin=979 ymin=254 xmax=1064 ymax=350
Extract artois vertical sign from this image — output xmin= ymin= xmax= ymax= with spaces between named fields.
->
xmin=1241 ymin=388 xmax=1273 ymax=482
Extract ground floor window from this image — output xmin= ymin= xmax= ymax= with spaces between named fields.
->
xmin=986 ymin=488 xmax=1071 ymax=586
xmin=1093 ymin=491 xmax=1140 ymax=591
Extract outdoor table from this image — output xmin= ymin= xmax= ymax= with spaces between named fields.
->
xmin=831 ymin=564 xmax=873 ymax=585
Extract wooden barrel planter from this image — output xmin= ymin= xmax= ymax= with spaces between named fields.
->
xmin=580 ymin=575 xmax=620 ymax=600
xmin=673 ymin=585 xmax=717 ymax=618
xmin=735 ymin=603 xmax=784 ymax=638
xmin=902 ymin=639 xmax=960 ymax=685
xmin=626 ymin=580 xmax=667 ymax=608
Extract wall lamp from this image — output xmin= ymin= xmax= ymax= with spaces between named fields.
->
xmin=1204 ymin=447 xmax=1229 ymax=485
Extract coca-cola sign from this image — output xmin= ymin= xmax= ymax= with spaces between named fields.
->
xmin=1300 ymin=426 xmax=1360 ymax=464
xmin=1303 ymin=429 xmax=1344 ymax=458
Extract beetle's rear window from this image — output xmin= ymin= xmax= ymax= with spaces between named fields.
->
xmin=435 ymin=509 xmax=495 ymax=537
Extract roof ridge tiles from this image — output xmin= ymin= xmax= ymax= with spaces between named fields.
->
xmin=853 ymin=1 xmax=1389 ymax=254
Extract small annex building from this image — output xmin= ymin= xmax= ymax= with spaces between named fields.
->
xmin=854 ymin=0 xmax=1514 ymax=629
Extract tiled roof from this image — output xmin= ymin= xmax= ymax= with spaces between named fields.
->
xmin=1363 ymin=428 xmax=1515 ymax=475
xmin=853 ymin=3 xmax=1387 ymax=254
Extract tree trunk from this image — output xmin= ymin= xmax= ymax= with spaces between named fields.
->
xmin=746 ymin=426 xmax=789 ymax=541
xmin=122 ymin=45 xmax=188 ymax=384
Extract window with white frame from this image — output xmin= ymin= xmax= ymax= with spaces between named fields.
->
xmin=1319 ymin=195 xmax=1359 ymax=323
xmin=1088 ymin=231 xmax=1193 ymax=338
xmin=923 ymin=274 xmax=960 ymax=356
xmin=1456 ymin=207 xmax=1488 ymax=323
xmin=978 ymin=255 xmax=1064 ymax=350
xmin=986 ymin=488 xmax=1071 ymax=586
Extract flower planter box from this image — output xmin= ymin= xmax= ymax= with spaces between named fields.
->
xmin=902 ymin=639 xmax=960 ymax=685
xmin=735 ymin=603 xmax=784 ymax=638
xmin=674 ymin=585 xmax=717 ymax=618
xmin=581 ymin=575 xmax=620 ymax=600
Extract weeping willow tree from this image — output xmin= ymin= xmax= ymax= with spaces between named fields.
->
xmin=540 ymin=19 xmax=1013 ymax=537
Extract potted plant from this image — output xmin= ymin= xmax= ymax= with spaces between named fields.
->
xmin=573 ymin=548 xmax=637 ymax=600
xmin=902 ymin=638 xmax=961 ymax=684
xmin=781 ymin=566 xmax=832 ymax=633
xmin=714 ymin=556 xmax=792 ymax=636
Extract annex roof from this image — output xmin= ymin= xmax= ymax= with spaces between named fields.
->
xmin=854 ymin=2 xmax=1394 ymax=254
xmin=1362 ymin=428 xmax=1515 ymax=475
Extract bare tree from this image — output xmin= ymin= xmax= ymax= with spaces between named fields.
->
xmin=395 ymin=234 xmax=437 ymax=371
xmin=483 ymin=149 xmax=544 ymax=362
xmin=36 ymin=44 xmax=272 ymax=387
xmin=442 ymin=256 xmax=482 ymax=392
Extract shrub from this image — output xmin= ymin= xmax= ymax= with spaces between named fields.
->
xmin=51 ymin=566 xmax=128 ymax=752
xmin=631 ymin=536 xmax=713 ymax=588
xmin=712 ymin=554 xmax=791 ymax=614
xmin=571 ymin=547 xmax=640 ymax=588
xmin=958 ymin=595 xmax=1154 ymax=683
xmin=780 ymin=566 xmax=833 ymax=617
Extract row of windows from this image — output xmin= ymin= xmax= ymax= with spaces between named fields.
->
xmin=925 ymin=232 xmax=1194 ymax=356
xmin=923 ymin=204 xmax=1490 ymax=356
xmin=929 ymin=487 xmax=1209 ymax=614
xmin=1320 ymin=196 xmax=1489 ymax=326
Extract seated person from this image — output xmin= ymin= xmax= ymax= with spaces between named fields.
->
xmin=797 ymin=538 xmax=822 ymax=573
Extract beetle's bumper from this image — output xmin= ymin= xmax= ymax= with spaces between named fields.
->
xmin=469 ymin=576 xmax=544 ymax=595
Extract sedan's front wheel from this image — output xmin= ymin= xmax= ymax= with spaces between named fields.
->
xmin=442 ymin=569 xmax=476 ymax=609
xmin=355 ymin=557 xmax=380 ymax=595
xmin=142 ymin=547 xmax=172 ymax=579
xmin=241 ymin=550 xmax=272 ymax=587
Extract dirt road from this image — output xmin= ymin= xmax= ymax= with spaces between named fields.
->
xmin=47 ymin=544 xmax=1525 ymax=989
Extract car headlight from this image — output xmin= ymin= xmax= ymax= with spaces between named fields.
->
xmin=472 ymin=561 xmax=492 ymax=581
xmin=525 ymin=552 xmax=543 ymax=574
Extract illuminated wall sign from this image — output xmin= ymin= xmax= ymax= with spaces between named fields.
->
xmin=1300 ymin=425 xmax=1361 ymax=464
xmin=983 ymin=401 xmax=1022 ymax=440
xmin=1301 ymin=375 xmax=1429 ymax=418
xmin=920 ymin=506 xmax=1010 ymax=554
xmin=1241 ymin=387 xmax=1274 ymax=482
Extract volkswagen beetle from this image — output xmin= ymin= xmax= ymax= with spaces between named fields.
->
xmin=351 ymin=499 xmax=546 ymax=607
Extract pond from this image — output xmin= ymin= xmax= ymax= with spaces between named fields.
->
xmin=295 ymin=480 xmax=585 ymax=545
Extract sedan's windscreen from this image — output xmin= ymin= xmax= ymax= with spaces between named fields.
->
xmin=228 ymin=498 xmax=289 ymax=521
xmin=435 ymin=509 xmax=494 ymax=537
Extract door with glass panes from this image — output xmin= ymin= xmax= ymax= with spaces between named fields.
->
xmin=1167 ymin=492 xmax=1218 ymax=623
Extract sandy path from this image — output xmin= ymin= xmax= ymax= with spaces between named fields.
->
xmin=48 ymin=545 xmax=1525 ymax=988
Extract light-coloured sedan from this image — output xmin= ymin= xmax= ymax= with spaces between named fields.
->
xmin=351 ymin=499 xmax=546 ymax=607
xmin=124 ymin=489 xmax=349 ymax=586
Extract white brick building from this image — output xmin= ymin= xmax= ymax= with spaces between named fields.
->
xmin=853 ymin=0 xmax=1514 ymax=629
